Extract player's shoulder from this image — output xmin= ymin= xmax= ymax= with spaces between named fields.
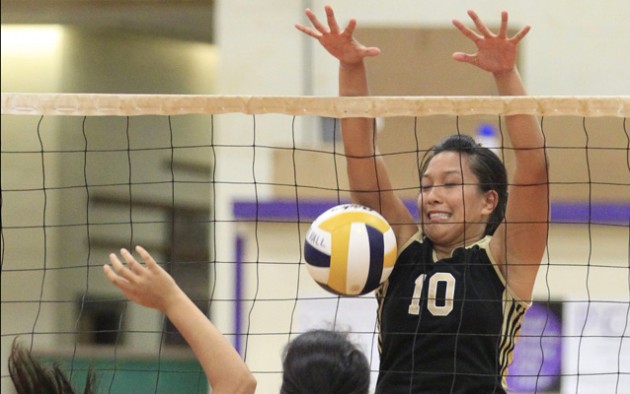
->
xmin=396 ymin=232 xmax=427 ymax=262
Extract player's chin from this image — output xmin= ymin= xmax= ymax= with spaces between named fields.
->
xmin=421 ymin=221 xmax=452 ymax=239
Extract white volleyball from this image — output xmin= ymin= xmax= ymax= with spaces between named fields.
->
xmin=303 ymin=204 xmax=397 ymax=296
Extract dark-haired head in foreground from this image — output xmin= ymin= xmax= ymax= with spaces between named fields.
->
xmin=9 ymin=340 xmax=96 ymax=394
xmin=281 ymin=329 xmax=370 ymax=394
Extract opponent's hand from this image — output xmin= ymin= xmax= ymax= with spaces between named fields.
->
xmin=295 ymin=4 xmax=380 ymax=66
xmin=452 ymin=10 xmax=530 ymax=75
xmin=103 ymin=246 xmax=180 ymax=312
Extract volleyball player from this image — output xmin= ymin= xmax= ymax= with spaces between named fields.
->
xmin=296 ymin=6 xmax=549 ymax=393
xmin=9 ymin=246 xmax=371 ymax=394
xmin=103 ymin=246 xmax=257 ymax=394
xmin=104 ymin=246 xmax=371 ymax=394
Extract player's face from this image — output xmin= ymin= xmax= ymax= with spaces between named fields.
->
xmin=418 ymin=152 xmax=495 ymax=250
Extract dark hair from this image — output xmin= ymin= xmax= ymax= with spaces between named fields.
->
xmin=9 ymin=340 xmax=96 ymax=394
xmin=420 ymin=134 xmax=508 ymax=236
xmin=280 ymin=329 xmax=370 ymax=394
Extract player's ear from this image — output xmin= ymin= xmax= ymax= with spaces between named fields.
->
xmin=482 ymin=190 xmax=499 ymax=215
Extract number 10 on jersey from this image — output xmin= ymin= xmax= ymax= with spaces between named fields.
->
xmin=408 ymin=272 xmax=456 ymax=316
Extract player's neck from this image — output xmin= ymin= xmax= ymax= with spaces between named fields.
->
xmin=433 ymin=233 xmax=485 ymax=261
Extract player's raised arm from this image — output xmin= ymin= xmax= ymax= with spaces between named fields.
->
xmin=103 ymin=246 xmax=256 ymax=394
xmin=453 ymin=10 xmax=549 ymax=301
xmin=296 ymin=5 xmax=417 ymax=246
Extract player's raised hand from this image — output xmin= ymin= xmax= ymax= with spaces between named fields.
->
xmin=452 ymin=10 xmax=530 ymax=75
xmin=295 ymin=4 xmax=380 ymax=66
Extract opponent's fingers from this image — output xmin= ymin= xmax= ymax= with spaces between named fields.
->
xmin=325 ymin=5 xmax=340 ymax=34
xmin=120 ymin=248 xmax=145 ymax=276
xmin=106 ymin=253 xmax=134 ymax=282
xmin=135 ymin=245 xmax=158 ymax=271
xmin=102 ymin=264 xmax=141 ymax=302
xmin=108 ymin=252 xmax=125 ymax=272
xmin=467 ymin=10 xmax=493 ymax=38
xmin=102 ymin=264 xmax=119 ymax=283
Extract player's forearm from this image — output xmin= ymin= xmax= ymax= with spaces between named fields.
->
xmin=493 ymin=67 xmax=526 ymax=97
xmin=339 ymin=60 xmax=382 ymax=198
xmin=495 ymin=68 xmax=542 ymax=147
xmin=495 ymin=68 xmax=548 ymax=181
xmin=164 ymin=291 xmax=256 ymax=393
xmin=339 ymin=60 xmax=375 ymax=156
xmin=339 ymin=61 xmax=370 ymax=97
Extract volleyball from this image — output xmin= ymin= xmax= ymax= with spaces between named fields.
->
xmin=303 ymin=204 xmax=397 ymax=296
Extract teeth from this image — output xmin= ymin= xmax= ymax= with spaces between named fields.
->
xmin=429 ymin=212 xmax=450 ymax=220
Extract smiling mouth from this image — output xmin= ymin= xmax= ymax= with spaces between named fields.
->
xmin=428 ymin=212 xmax=451 ymax=221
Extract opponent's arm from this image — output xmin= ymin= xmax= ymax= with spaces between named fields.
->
xmin=103 ymin=246 xmax=256 ymax=394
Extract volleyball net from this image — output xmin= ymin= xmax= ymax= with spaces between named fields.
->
xmin=1 ymin=93 xmax=629 ymax=393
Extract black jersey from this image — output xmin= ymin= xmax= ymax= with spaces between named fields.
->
xmin=375 ymin=232 xmax=528 ymax=394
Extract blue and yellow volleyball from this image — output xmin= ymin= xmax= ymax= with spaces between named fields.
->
xmin=304 ymin=204 xmax=397 ymax=296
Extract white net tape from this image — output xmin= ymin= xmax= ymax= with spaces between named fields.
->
xmin=2 ymin=93 xmax=630 ymax=117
